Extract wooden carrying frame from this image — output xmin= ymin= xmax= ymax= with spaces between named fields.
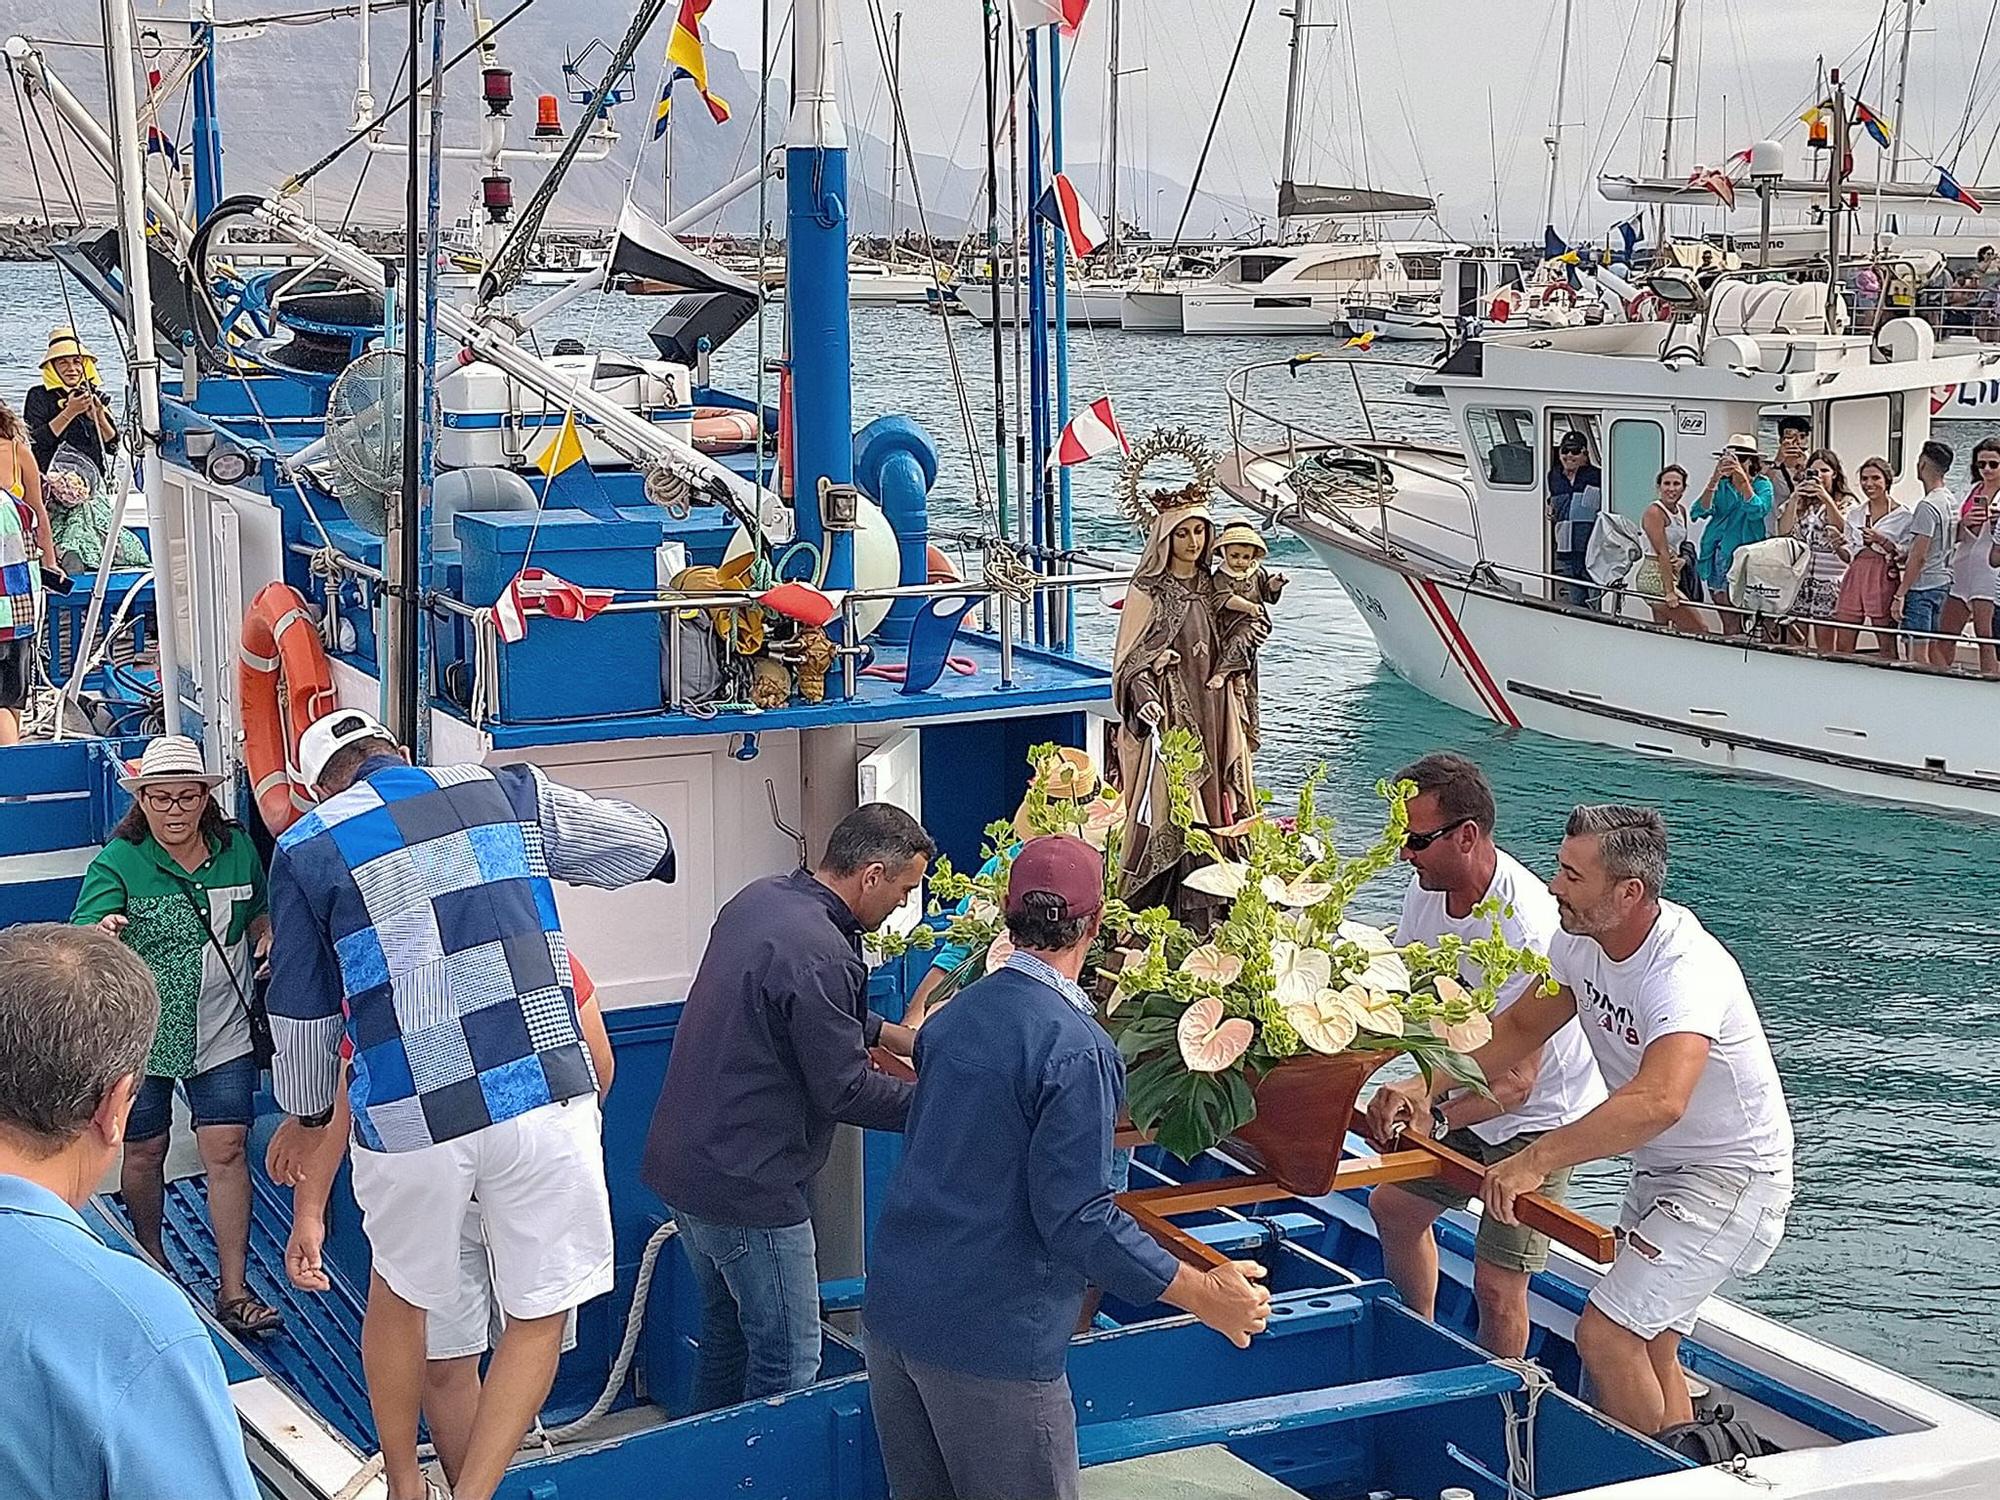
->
xmin=1115 ymin=1112 xmax=1617 ymax=1270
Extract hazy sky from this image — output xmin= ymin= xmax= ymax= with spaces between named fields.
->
xmin=704 ymin=0 xmax=1999 ymax=242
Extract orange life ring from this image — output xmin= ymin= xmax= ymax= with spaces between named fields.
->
xmin=690 ymin=406 xmax=760 ymax=455
xmin=925 ymin=543 xmax=960 ymax=583
xmin=238 ymin=582 xmax=336 ymax=834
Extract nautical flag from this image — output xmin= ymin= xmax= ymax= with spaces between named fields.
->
xmin=146 ymin=127 xmax=178 ymax=165
xmin=494 ymin=568 xmax=616 ymax=644
xmin=1013 ymin=0 xmax=1089 ymax=33
xmin=531 ymin=408 xmax=589 ymax=478
xmin=1690 ymin=166 xmax=1736 ymax=209
xmin=1853 ymin=101 xmax=1892 ymax=149
xmin=1344 ymin=330 xmax=1376 ymax=350
xmin=1614 ymin=212 xmax=1643 ymax=262
xmin=1052 ymin=396 xmax=1128 ymax=467
xmin=1939 ymin=169 xmax=1984 ymax=214
xmin=667 ymin=0 xmax=730 ymax=125
xmin=1799 ymin=104 xmax=1825 ymax=127
xmin=653 ymin=66 xmax=692 ymax=141
xmin=1036 ymin=174 xmax=1106 ymax=258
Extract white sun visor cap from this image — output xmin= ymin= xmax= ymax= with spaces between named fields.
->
xmin=298 ymin=708 xmax=394 ymax=791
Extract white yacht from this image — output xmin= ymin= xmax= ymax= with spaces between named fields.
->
xmin=1221 ymin=266 xmax=2000 ymax=819
xmin=954 ymin=276 xmax=1126 ymax=326
xmin=1122 ymin=232 xmax=1466 ymax=335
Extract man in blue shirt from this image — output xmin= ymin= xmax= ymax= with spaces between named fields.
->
xmin=863 ymin=836 xmax=1272 ymax=1500
xmin=1548 ymin=429 xmax=1603 ymax=610
xmin=0 ymin=922 xmax=257 ymax=1500
xmin=643 ymin=803 xmax=931 ymax=1410
xmin=264 ymin=708 xmax=675 ymax=1500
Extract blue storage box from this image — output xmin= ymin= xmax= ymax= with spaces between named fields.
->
xmin=456 ymin=509 xmax=665 ymax=720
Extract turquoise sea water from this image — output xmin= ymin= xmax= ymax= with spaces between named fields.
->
xmin=6 ymin=265 xmax=1999 ymax=1411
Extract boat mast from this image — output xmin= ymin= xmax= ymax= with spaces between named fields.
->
xmin=1542 ymin=0 xmax=1575 ymax=235
xmin=1655 ymin=0 xmax=1686 ymax=249
xmin=1828 ymin=67 xmax=1848 ymax=331
xmin=101 ymin=0 xmax=183 ymax=735
xmin=1889 ymin=0 xmax=1915 ymax=186
xmin=1105 ymin=0 xmax=1120 ymax=265
xmin=887 ymin=10 xmax=901 ymax=259
xmin=1279 ymin=0 xmax=1308 ymax=236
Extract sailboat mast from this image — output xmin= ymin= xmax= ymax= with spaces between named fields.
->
xmin=1279 ymin=0 xmax=1308 ymax=232
xmin=1542 ymin=0 xmax=1575 ymax=234
xmin=1106 ymin=0 xmax=1120 ymax=265
xmin=1889 ymin=0 xmax=1915 ymax=184
xmin=888 ymin=10 xmax=901 ymax=255
xmin=101 ymin=0 xmax=182 ymax=735
xmin=1655 ymin=0 xmax=1685 ymax=249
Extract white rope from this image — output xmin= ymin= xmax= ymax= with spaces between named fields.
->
xmin=1494 ymin=1356 xmax=1553 ymax=1500
xmin=330 ymin=1451 xmax=386 ymax=1500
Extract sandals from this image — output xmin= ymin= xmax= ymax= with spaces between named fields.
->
xmin=216 ymin=1292 xmax=285 ymax=1338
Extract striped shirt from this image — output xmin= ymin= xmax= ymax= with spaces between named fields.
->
xmin=0 ymin=494 xmax=35 ymax=642
xmin=267 ymin=756 xmax=672 ymax=1152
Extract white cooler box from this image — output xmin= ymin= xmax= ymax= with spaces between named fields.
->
xmin=437 ymin=353 xmax=694 ymax=470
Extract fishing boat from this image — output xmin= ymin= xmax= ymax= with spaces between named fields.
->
xmin=9 ymin=9 xmax=2000 ymax=1500
xmin=1344 ymin=294 xmax=1450 ymax=343
xmin=1221 ymin=87 xmax=2000 ymax=820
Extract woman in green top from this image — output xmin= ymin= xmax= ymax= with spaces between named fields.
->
xmin=71 ymin=736 xmax=282 ymax=1336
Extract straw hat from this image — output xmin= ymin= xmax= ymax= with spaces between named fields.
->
xmin=1213 ymin=522 xmax=1268 ymax=558
xmin=1013 ymin=747 xmax=1113 ymax=841
xmin=41 ymin=327 xmax=100 ymax=388
xmin=119 ymin=735 xmax=224 ymax=792
xmin=1721 ymin=433 xmax=1760 ymax=454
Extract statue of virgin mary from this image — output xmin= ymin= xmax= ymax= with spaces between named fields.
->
xmin=1110 ymin=499 xmax=1255 ymax=917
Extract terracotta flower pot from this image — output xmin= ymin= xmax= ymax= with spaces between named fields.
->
xmin=1224 ymin=1049 xmax=1392 ymax=1196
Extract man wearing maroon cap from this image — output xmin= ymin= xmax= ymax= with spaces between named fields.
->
xmin=862 ymin=835 xmax=1271 ymax=1500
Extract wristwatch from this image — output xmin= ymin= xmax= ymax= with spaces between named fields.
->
xmin=1430 ymin=1103 xmax=1451 ymax=1141
xmin=296 ymin=1105 xmax=335 ymax=1130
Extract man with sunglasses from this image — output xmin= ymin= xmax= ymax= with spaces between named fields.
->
xmin=1364 ymin=753 xmax=1604 ymax=1357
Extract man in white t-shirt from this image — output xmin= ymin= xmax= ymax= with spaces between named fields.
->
xmin=1897 ymin=439 xmax=1957 ymax=666
xmin=1446 ymin=804 xmax=1794 ymax=1436
xmin=1364 ymin=754 xmax=1605 ymax=1357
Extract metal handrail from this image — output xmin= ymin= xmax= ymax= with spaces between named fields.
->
xmin=1224 ymin=356 xmax=1487 ymax=559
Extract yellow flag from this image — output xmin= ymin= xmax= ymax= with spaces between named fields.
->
xmin=532 ymin=408 xmax=587 ymax=478
xmin=1800 ymin=104 xmax=1825 ymax=126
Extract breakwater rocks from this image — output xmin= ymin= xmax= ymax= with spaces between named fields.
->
xmin=0 ymin=220 xmax=60 ymax=261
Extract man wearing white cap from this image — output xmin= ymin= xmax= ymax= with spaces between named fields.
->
xmin=263 ymin=709 xmax=674 ymax=1500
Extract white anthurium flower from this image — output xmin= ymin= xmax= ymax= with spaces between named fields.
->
xmin=1177 ymin=996 xmax=1254 ymax=1073
xmin=1435 ymin=1011 xmax=1493 ymax=1053
xmin=967 ymin=898 xmax=1000 ymax=926
xmin=1270 ymin=941 xmax=1333 ymax=1009
xmin=1340 ymin=982 xmax=1406 ymax=1037
xmin=1180 ymin=944 xmax=1245 ymax=987
xmin=1284 ymin=988 xmax=1361 ymax=1055
xmin=1079 ymin=799 xmax=1122 ymax=850
xmin=1181 ymin=860 xmax=1251 ymax=898
xmin=1300 ymin=834 xmax=1325 ymax=862
xmin=1337 ymin=920 xmax=1395 ymax=954
xmin=1260 ymin=874 xmax=1335 ymax=910
xmin=1338 ymin=923 xmax=1411 ymax=993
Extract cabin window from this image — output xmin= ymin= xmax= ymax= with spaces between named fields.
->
xmin=1465 ymin=406 xmax=1537 ymax=488
xmin=1402 ymin=254 xmax=1443 ymax=280
xmin=1296 ymin=256 xmax=1381 ymax=281
xmin=1607 ymin=419 xmax=1666 ymax=522
xmin=1236 ymin=255 xmax=1290 ymax=284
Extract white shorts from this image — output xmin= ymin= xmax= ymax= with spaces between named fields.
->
xmin=1590 ymin=1164 xmax=1791 ymax=1339
xmin=351 ymin=1096 xmax=614 ymax=1324
xmin=428 ymin=1202 xmax=581 ymax=1361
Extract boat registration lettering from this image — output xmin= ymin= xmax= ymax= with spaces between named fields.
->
xmin=1675 ymin=410 xmax=1707 ymax=437
xmin=1347 ymin=586 xmax=1386 ymax=621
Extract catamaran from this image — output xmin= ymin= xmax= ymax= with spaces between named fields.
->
xmin=5 ymin=7 xmax=2000 ymax=1499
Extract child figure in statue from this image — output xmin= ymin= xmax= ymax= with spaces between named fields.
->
xmin=1208 ymin=523 xmax=1286 ymax=753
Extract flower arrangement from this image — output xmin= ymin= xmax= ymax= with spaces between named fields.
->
xmin=904 ymin=736 xmax=1553 ymax=1165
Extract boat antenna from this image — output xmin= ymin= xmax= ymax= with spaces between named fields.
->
xmin=478 ymin=0 xmax=670 ymax=305
xmin=1168 ymin=0 xmax=1259 ymax=254
xmin=981 ymin=0 xmax=1011 ymax=541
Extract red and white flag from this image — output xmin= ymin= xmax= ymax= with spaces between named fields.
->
xmin=1012 ymin=0 xmax=1088 ymax=33
xmin=1036 ymin=173 xmax=1107 ymax=258
xmin=1689 ymin=165 xmax=1737 ymax=209
xmin=493 ymin=567 xmax=616 ymax=644
xmin=1053 ymin=396 xmax=1129 ymax=468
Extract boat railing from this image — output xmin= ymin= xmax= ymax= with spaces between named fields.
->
xmin=293 ymin=541 xmax=1130 ymax=724
xmin=1466 ymin=553 xmax=2000 ymax=678
xmin=1224 ymin=354 xmax=1488 ymax=560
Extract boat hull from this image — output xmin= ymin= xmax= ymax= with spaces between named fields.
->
xmin=1293 ymin=530 xmax=2000 ymax=818
xmin=1119 ymin=288 xmax=1183 ymax=331
xmin=1179 ymin=289 xmax=1349 ymax=335
xmin=955 ymin=282 xmax=1124 ymax=325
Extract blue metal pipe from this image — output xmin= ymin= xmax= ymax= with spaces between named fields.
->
xmin=1024 ymin=40 xmax=1049 ymax=645
xmin=787 ymin=143 xmax=855 ymax=591
xmin=1048 ymin=26 xmax=1074 ymax=651
xmin=415 ymin=0 xmax=446 ymax=763
xmin=190 ymin=21 xmax=222 ymax=221
xmin=853 ymin=416 xmax=937 ymax=646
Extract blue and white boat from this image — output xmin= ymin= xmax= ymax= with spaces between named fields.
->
xmin=5 ymin=5 xmax=2000 ymax=1498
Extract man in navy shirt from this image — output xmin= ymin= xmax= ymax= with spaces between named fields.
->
xmin=643 ymin=803 xmax=932 ymax=1410
xmin=863 ymin=836 xmax=1271 ymax=1500
xmin=0 ymin=923 xmax=257 ymax=1500
xmin=1548 ymin=429 xmax=1603 ymax=610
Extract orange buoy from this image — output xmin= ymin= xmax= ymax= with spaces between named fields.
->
xmin=690 ymin=406 xmax=761 ymax=455
xmin=925 ymin=543 xmax=960 ymax=583
xmin=238 ymin=582 xmax=336 ymax=834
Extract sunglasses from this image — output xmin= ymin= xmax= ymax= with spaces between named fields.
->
xmin=1403 ymin=817 xmax=1472 ymax=852
xmin=1978 ymin=459 xmax=2000 ymax=470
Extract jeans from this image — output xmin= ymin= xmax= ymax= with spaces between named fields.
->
xmin=126 ymin=1053 xmax=258 ymax=1142
xmin=864 ymin=1328 xmax=1081 ymax=1500
xmin=1902 ymin=584 xmax=1949 ymax=637
xmin=1554 ymin=551 xmax=1598 ymax=611
xmin=674 ymin=1211 xmax=822 ymax=1411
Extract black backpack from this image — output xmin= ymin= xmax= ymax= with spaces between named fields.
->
xmin=1657 ymin=1403 xmax=1772 ymax=1466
